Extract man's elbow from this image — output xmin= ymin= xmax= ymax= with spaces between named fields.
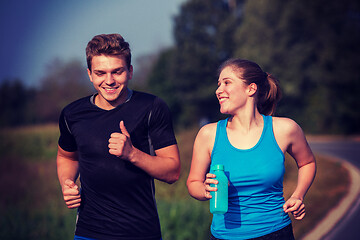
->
xmin=165 ymin=167 xmax=181 ymax=184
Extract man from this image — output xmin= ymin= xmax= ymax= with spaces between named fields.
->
xmin=57 ymin=33 xmax=180 ymax=240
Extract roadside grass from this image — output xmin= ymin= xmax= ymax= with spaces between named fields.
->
xmin=283 ymin=155 xmax=350 ymax=238
xmin=0 ymin=125 xmax=350 ymax=239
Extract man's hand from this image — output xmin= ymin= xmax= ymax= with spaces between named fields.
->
xmin=108 ymin=121 xmax=134 ymax=159
xmin=62 ymin=179 xmax=81 ymax=209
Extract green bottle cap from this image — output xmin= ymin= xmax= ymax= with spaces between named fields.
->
xmin=211 ymin=164 xmax=224 ymax=171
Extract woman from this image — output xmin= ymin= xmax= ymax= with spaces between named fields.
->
xmin=187 ymin=59 xmax=316 ymax=239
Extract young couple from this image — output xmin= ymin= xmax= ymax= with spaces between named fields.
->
xmin=57 ymin=33 xmax=316 ymax=240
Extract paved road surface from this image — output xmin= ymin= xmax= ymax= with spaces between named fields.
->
xmin=309 ymin=140 xmax=360 ymax=240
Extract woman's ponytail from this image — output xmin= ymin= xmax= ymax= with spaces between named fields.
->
xmin=257 ymin=72 xmax=282 ymax=116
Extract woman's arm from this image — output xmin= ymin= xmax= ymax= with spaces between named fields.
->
xmin=275 ymin=118 xmax=316 ymax=220
xmin=186 ymin=123 xmax=218 ymax=201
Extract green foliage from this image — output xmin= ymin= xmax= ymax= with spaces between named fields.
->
xmin=0 ymin=125 xmax=76 ymax=239
xmin=2 ymin=0 xmax=359 ymax=134
xmin=158 ymin=200 xmax=211 ymax=240
xmin=34 ymin=59 xmax=93 ymax=123
xmin=147 ymin=0 xmax=243 ymax=127
xmin=0 ymin=205 xmax=77 ymax=240
xmin=0 ymin=80 xmax=37 ymax=127
xmin=0 ymin=125 xmax=351 ymax=240
xmin=233 ymin=0 xmax=360 ymax=133
xmin=147 ymin=48 xmax=182 ymax=123
xmin=0 ymin=59 xmax=93 ymax=128
xmin=0 ymin=125 xmax=59 ymax=161
xmin=0 ymin=125 xmax=212 ymax=240
xmin=146 ymin=0 xmax=360 ymax=134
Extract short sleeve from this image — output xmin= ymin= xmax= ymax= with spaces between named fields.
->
xmin=58 ymin=109 xmax=78 ymax=152
xmin=148 ymin=97 xmax=177 ymax=150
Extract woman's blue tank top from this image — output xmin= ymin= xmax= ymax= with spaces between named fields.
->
xmin=210 ymin=115 xmax=291 ymax=239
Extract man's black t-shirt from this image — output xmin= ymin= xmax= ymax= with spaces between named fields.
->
xmin=58 ymin=90 xmax=177 ymax=240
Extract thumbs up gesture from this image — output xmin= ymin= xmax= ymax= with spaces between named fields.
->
xmin=108 ymin=121 xmax=133 ymax=160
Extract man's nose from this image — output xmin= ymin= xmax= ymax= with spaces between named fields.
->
xmin=105 ymin=74 xmax=115 ymax=84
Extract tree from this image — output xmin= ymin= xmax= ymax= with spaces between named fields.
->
xmin=146 ymin=0 xmax=359 ymax=133
xmin=146 ymin=48 xmax=181 ymax=120
xmin=0 ymin=59 xmax=93 ymax=127
xmin=34 ymin=59 xmax=93 ymax=123
xmin=147 ymin=0 xmax=244 ymax=127
xmin=234 ymin=0 xmax=360 ymax=133
xmin=0 ymin=79 xmax=36 ymax=127
xmin=131 ymin=53 xmax=160 ymax=92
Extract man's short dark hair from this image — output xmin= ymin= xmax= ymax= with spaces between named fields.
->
xmin=86 ymin=33 xmax=131 ymax=71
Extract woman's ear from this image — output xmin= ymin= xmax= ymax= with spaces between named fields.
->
xmin=248 ymin=83 xmax=258 ymax=96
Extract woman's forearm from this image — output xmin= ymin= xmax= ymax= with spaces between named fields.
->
xmin=291 ymin=161 xmax=316 ymax=200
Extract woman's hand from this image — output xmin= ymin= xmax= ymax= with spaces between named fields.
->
xmin=204 ymin=173 xmax=218 ymax=199
xmin=283 ymin=196 xmax=306 ymax=220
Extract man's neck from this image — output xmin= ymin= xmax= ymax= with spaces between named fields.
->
xmin=93 ymin=88 xmax=133 ymax=110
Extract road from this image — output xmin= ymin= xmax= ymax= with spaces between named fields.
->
xmin=309 ymin=140 xmax=360 ymax=240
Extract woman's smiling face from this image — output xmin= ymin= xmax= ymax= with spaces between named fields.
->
xmin=215 ymin=66 xmax=251 ymax=115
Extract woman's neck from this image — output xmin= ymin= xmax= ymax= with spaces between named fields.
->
xmin=228 ymin=108 xmax=263 ymax=133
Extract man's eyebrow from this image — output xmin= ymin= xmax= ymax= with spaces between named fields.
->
xmin=112 ymin=67 xmax=124 ymax=72
xmin=93 ymin=67 xmax=124 ymax=72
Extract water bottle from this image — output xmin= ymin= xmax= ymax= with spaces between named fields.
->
xmin=210 ymin=164 xmax=228 ymax=214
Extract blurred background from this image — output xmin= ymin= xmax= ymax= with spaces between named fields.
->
xmin=0 ymin=0 xmax=359 ymax=239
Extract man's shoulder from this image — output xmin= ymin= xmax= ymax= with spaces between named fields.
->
xmin=62 ymin=95 xmax=93 ymax=114
xmin=131 ymin=90 xmax=168 ymax=107
xmin=132 ymin=90 xmax=157 ymax=102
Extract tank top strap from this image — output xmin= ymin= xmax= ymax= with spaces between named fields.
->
xmin=211 ymin=118 xmax=229 ymax=157
xmin=217 ymin=118 xmax=228 ymax=135
xmin=261 ymin=114 xmax=272 ymax=144
xmin=263 ymin=114 xmax=271 ymax=135
xmin=212 ymin=116 xmax=280 ymax=154
xmin=262 ymin=115 xmax=284 ymax=156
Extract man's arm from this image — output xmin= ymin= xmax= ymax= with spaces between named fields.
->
xmin=56 ymin=145 xmax=81 ymax=208
xmin=131 ymin=144 xmax=180 ymax=184
xmin=108 ymin=121 xmax=180 ymax=184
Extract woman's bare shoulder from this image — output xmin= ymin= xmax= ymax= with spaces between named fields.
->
xmin=197 ymin=122 xmax=218 ymax=139
xmin=272 ymin=116 xmax=303 ymax=137
xmin=192 ymin=122 xmax=218 ymax=155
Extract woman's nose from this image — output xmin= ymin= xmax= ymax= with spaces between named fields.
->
xmin=215 ymin=85 xmax=222 ymax=95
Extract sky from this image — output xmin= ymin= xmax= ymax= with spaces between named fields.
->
xmin=0 ymin=0 xmax=186 ymax=87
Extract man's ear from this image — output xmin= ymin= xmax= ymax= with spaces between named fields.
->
xmin=248 ymin=83 xmax=257 ymax=96
xmin=87 ymin=69 xmax=93 ymax=82
xmin=129 ymin=65 xmax=133 ymax=80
